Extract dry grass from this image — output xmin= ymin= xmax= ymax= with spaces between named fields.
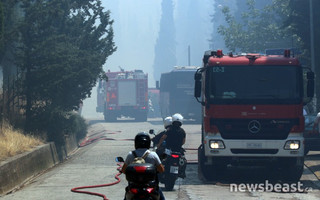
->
xmin=0 ymin=122 xmax=43 ymax=162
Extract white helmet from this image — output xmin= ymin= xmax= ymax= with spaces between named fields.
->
xmin=172 ymin=113 xmax=183 ymax=126
xmin=163 ymin=116 xmax=172 ymax=128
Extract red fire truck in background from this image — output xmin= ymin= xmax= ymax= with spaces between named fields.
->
xmin=194 ymin=50 xmax=314 ymax=182
xmin=97 ymin=69 xmax=148 ymax=122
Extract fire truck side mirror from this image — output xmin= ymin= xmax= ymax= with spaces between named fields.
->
xmin=194 ymin=72 xmax=202 ymax=81
xmin=194 ymin=80 xmax=201 ymax=98
xmin=307 ymin=72 xmax=314 ymax=98
xmin=194 ymin=72 xmax=202 ymax=98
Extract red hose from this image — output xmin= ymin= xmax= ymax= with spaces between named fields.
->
xmin=78 ymin=133 xmax=134 ymax=147
xmin=71 ymin=163 xmax=123 ymax=200
xmin=72 ymin=131 xmax=199 ymax=199
xmin=79 ymin=130 xmax=119 ymax=147
xmin=72 ymin=131 xmax=126 ymax=199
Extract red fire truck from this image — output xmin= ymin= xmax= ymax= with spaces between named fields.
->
xmin=97 ymin=69 xmax=148 ymax=122
xmin=194 ymin=50 xmax=314 ymax=182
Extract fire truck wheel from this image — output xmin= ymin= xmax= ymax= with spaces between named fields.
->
xmin=135 ymin=113 xmax=147 ymax=122
xmin=279 ymin=157 xmax=304 ymax=183
xmin=198 ymin=145 xmax=223 ymax=182
xmin=104 ymin=111 xmax=117 ymax=122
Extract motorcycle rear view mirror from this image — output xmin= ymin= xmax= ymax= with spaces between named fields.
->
xmin=149 ymin=129 xmax=155 ymax=135
xmin=116 ymin=157 xmax=124 ymax=162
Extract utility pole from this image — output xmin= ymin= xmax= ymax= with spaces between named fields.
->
xmin=188 ymin=45 xmax=191 ymax=66
xmin=310 ymin=0 xmax=315 ymax=72
xmin=309 ymin=0 xmax=318 ymax=111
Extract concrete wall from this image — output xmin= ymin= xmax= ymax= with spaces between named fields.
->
xmin=0 ymin=143 xmax=58 ymax=195
xmin=57 ymin=133 xmax=79 ymax=161
xmin=0 ymin=133 xmax=79 ymax=195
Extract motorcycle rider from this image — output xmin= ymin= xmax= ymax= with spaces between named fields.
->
xmin=152 ymin=116 xmax=172 ymax=158
xmin=157 ymin=113 xmax=187 ymax=179
xmin=121 ymin=132 xmax=165 ymax=200
xmin=157 ymin=113 xmax=186 ymax=152
xmin=152 ymin=116 xmax=173 ymax=145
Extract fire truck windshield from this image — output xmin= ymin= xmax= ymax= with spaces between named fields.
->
xmin=208 ymin=65 xmax=302 ymax=104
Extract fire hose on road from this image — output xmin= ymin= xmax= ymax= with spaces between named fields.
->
xmin=70 ymin=163 xmax=123 ymax=200
xmin=70 ymin=130 xmax=198 ymax=199
xmin=71 ymin=131 xmax=125 ymax=200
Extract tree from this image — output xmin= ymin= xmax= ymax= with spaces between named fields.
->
xmin=217 ymin=0 xmax=296 ymax=53
xmin=0 ymin=2 xmax=4 ymax=52
xmin=15 ymin=0 xmax=116 ymax=133
xmin=285 ymin=0 xmax=320 ymax=110
xmin=0 ymin=0 xmax=22 ymax=124
xmin=0 ymin=0 xmax=20 ymax=58
xmin=214 ymin=0 xmax=320 ymax=110
xmin=153 ymin=0 xmax=176 ymax=81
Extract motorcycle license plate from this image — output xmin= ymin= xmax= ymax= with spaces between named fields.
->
xmin=170 ymin=166 xmax=179 ymax=174
xmin=165 ymin=148 xmax=172 ymax=155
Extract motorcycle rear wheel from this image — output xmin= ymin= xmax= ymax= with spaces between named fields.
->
xmin=164 ymin=176 xmax=176 ymax=191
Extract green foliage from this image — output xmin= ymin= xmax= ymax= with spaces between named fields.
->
xmin=217 ymin=0 xmax=297 ymax=53
xmin=284 ymin=0 xmax=310 ymax=52
xmin=284 ymin=0 xmax=320 ymax=110
xmin=46 ymin=110 xmax=68 ymax=147
xmin=284 ymin=0 xmax=320 ymax=67
xmin=215 ymin=0 xmax=320 ymax=110
xmin=0 ymin=2 xmax=4 ymax=51
xmin=14 ymin=0 xmax=116 ymax=134
xmin=153 ymin=0 xmax=176 ymax=81
xmin=46 ymin=111 xmax=87 ymax=147
xmin=0 ymin=0 xmax=20 ymax=59
xmin=67 ymin=113 xmax=87 ymax=142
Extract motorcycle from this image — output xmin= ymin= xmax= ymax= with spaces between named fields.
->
xmin=159 ymin=148 xmax=187 ymax=191
xmin=149 ymin=129 xmax=187 ymax=191
xmin=116 ymin=157 xmax=160 ymax=200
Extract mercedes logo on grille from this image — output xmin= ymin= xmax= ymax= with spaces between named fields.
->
xmin=248 ymin=120 xmax=261 ymax=133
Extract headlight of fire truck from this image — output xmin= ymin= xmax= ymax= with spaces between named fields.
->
xmin=284 ymin=140 xmax=300 ymax=150
xmin=209 ymin=140 xmax=225 ymax=149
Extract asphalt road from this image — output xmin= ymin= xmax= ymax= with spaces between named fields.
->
xmin=2 ymin=118 xmax=320 ymax=200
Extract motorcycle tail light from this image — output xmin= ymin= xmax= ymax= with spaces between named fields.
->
xmin=130 ymin=188 xmax=139 ymax=194
xmin=171 ymin=154 xmax=179 ymax=158
xmin=146 ymin=187 xmax=154 ymax=193
xmin=133 ymin=166 xmax=147 ymax=173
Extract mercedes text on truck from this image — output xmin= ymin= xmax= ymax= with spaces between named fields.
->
xmin=194 ymin=50 xmax=314 ymax=182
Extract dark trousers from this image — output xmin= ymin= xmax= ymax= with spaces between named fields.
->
xmin=159 ymin=188 xmax=165 ymax=200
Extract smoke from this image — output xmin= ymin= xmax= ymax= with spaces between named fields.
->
xmin=82 ymin=0 xmax=214 ymax=119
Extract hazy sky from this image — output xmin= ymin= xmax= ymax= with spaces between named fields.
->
xmin=82 ymin=0 xmax=214 ymax=118
xmin=175 ymin=0 xmax=213 ymax=67
xmin=101 ymin=0 xmax=213 ymax=86
xmin=101 ymin=0 xmax=162 ymax=86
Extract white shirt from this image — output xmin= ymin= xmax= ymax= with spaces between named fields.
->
xmin=124 ymin=148 xmax=162 ymax=166
xmin=315 ymin=112 xmax=320 ymax=133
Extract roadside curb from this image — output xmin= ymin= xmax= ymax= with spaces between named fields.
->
xmin=0 ymin=143 xmax=59 ymax=195
xmin=0 ymin=133 xmax=79 ymax=196
xmin=305 ymin=160 xmax=320 ymax=179
xmin=305 ymin=153 xmax=320 ymax=180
